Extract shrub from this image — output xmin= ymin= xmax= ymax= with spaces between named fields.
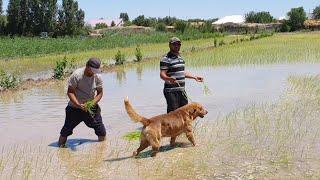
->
xmin=174 ymin=21 xmax=188 ymax=33
xmin=115 ymin=50 xmax=126 ymax=65
xmin=53 ymin=56 xmax=74 ymax=80
xmin=0 ymin=69 xmax=19 ymax=90
xmin=155 ymin=22 xmax=166 ymax=32
xmin=134 ymin=46 xmax=143 ymax=62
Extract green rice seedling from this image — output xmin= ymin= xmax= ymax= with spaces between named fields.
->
xmin=115 ymin=50 xmax=126 ymax=65
xmin=134 ymin=46 xmax=143 ymax=62
xmin=123 ymin=131 xmax=141 ymax=141
xmin=202 ymin=82 xmax=213 ymax=96
xmin=84 ymin=100 xmax=95 ymax=117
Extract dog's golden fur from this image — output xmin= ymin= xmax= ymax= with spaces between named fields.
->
xmin=124 ymin=97 xmax=208 ymax=157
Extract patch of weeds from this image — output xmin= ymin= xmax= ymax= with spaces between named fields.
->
xmin=115 ymin=50 xmax=126 ymax=65
xmin=123 ymin=131 xmax=141 ymax=141
xmin=134 ymin=46 xmax=143 ymax=62
xmin=53 ymin=56 xmax=75 ymax=80
xmin=0 ymin=69 xmax=19 ymax=90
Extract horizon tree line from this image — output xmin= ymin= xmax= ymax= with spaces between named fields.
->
xmin=0 ymin=0 xmax=85 ymax=36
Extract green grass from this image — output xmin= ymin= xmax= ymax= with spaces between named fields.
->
xmin=0 ymin=31 xmax=221 ymax=59
xmin=123 ymin=131 xmax=141 ymax=141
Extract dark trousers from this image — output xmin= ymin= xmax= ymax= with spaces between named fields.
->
xmin=60 ymin=106 xmax=106 ymax=137
xmin=164 ymin=90 xmax=188 ymax=113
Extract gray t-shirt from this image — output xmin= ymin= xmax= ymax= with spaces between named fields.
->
xmin=67 ymin=67 xmax=103 ymax=107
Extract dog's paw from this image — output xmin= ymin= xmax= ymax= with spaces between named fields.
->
xmin=132 ymin=151 xmax=138 ymax=157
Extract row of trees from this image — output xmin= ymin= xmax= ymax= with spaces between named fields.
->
xmin=245 ymin=5 xmax=320 ymax=32
xmin=0 ymin=0 xmax=85 ymax=36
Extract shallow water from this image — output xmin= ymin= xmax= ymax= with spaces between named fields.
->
xmin=0 ymin=63 xmax=320 ymax=146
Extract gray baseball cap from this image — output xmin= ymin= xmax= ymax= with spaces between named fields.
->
xmin=86 ymin=57 xmax=102 ymax=74
xmin=169 ymin=37 xmax=181 ymax=44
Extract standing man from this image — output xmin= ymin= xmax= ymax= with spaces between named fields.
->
xmin=58 ymin=57 xmax=106 ymax=147
xmin=160 ymin=37 xmax=204 ymax=113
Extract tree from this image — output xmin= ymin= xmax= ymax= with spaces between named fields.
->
xmin=7 ymin=0 xmax=20 ymax=35
xmin=0 ymin=0 xmax=3 ymax=14
xmin=0 ymin=15 xmax=7 ymax=35
xmin=95 ymin=23 xmax=107 ymax=29
xmin=120 ymin=12 xmax=129 ymax=22
xmin=245 ymin=11 xmax=274 ymax=23
xmin=313 ymin=5 xmax=320 ymax=19
xmin=174 ymin=20 xmax=187 ymax=33
xmin=111 ymin=20 xmax=115 ymax=27
xmin=18 ymin=0 xmax=28 ymax=35
xmin=132 ymin=15 xmax=145 ymax=26
xmin=287 ymin=7 xmax=307 ymax=31
xmin=58 ymin=0 xmax=84 ymax=36
xmin=76 ymin=8 xmax=85 ymax=33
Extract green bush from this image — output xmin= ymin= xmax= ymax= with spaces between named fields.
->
xmin=155 ymin=22 xmax=166 ymax=32
xmin=134 ymin=46 xmax=143 ymax=62
xmin=174 ymin=21 xmax=188 ymax=33
xmin=115 ymin=50 xmax=126 ymax=65
xmin=53 ymin=56 xmax=74 ymax=80
xmin=0 ymin=69 xmax=19 ymax=90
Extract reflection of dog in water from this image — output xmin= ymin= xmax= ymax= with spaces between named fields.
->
xmin=124 ymin=97 xmax=208 ymax=157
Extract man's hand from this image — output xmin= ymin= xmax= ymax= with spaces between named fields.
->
xmin=195 ymin=76 xmax=204 ymax=82
xmin=76 ymin=103 xmax=87 ymax=111
xmin=166 ymin=77 xmax=177 ymax=84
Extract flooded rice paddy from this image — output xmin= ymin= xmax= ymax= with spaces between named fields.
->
xmin=1 ymin=63 xmax=320 ymax=146
xmin=1 ymin=62 xmax=320 ymax=179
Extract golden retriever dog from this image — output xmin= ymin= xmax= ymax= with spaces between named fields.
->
xmin=124 ymin=97 xmax=208 ymax=157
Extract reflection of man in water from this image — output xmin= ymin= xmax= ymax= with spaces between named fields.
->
xmin=58 ymin=58 xmax=106 ymax=147
xmin=160 ymin=37 xmax=204 ymax=113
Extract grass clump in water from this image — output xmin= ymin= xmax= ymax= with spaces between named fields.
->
xmin=123 ymin=131 xmax=141 ymax=141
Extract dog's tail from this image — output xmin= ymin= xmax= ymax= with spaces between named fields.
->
xmin=124 ymin=97 xmax=150 ymax=126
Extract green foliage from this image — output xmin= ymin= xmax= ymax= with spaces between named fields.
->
xmin=0 ymin=0 xmax=2 ymax=15
xmin=245 ymin=11 xmax=275 ymax=23
xmin=123 ymin=131 xmax=141 ymax=141
xmin=287 ymin=7 xmax=307 ymax=31
xmin=114 ymin=50 xmax=125 ymax=65
xmin=120 ymin=12 xmax=129 ymax=22
xmin=53 ymin=56 xmax=74 ymax=80
xmin=280 ymin=21 xmax=291 ymax=32
xmin=132 ymin=15 xmax=157 ymax=27
xmin=84 ymin=100 xmax=95 ymax=116
xmin=313 ymin=5 xmax=320 ymax=19
xmin=7 ymin=0 xmax=20 ymax=35
xmin=214 ymin=38 xmax=218 ymax=47
xmin=174 ymin=21 xmax=188 ymax=33
xmin=0 ymin=31 xmax=221 ymax=58
xmin=0 ymin=15 xmax=7 ymax=35
xmin=0 ymin=69 xmax=19 ymax=89
xmin=155 ymin=22 xmax=166 ymax=32
xmin=95 ymin=23 xmax=108 ymax=29
xmin=218 ymin=40 xmax=225 ymax=46
xmin=134 ymin=45 xmax=143 ymax=62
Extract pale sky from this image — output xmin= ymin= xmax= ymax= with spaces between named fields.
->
xmin=2 ymin=0 xmax=319 ymax=20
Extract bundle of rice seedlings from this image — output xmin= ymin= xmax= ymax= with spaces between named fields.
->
xmin=123 ymin=131 xmax=141 ymax=141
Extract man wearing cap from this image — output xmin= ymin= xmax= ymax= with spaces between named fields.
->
xmin=160 ymin=37 xmax=204 ymax=113
xmin=58 ymin=57 xmax=106 ymax=147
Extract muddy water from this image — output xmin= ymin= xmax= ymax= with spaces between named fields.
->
xmin=0 ymin=63 xmax=320 ymax=147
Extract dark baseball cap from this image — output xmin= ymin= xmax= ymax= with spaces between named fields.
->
xmin=169 ymin=37 xmax=181 ymax=44
xmin=86 ymin=57 xmax=102 ymax=74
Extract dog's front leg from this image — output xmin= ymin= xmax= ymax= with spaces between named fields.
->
xmin=170 ymin=136 xmax=177 ymax=147
xmin=185 ymin=126 xmax=196 ymax=146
